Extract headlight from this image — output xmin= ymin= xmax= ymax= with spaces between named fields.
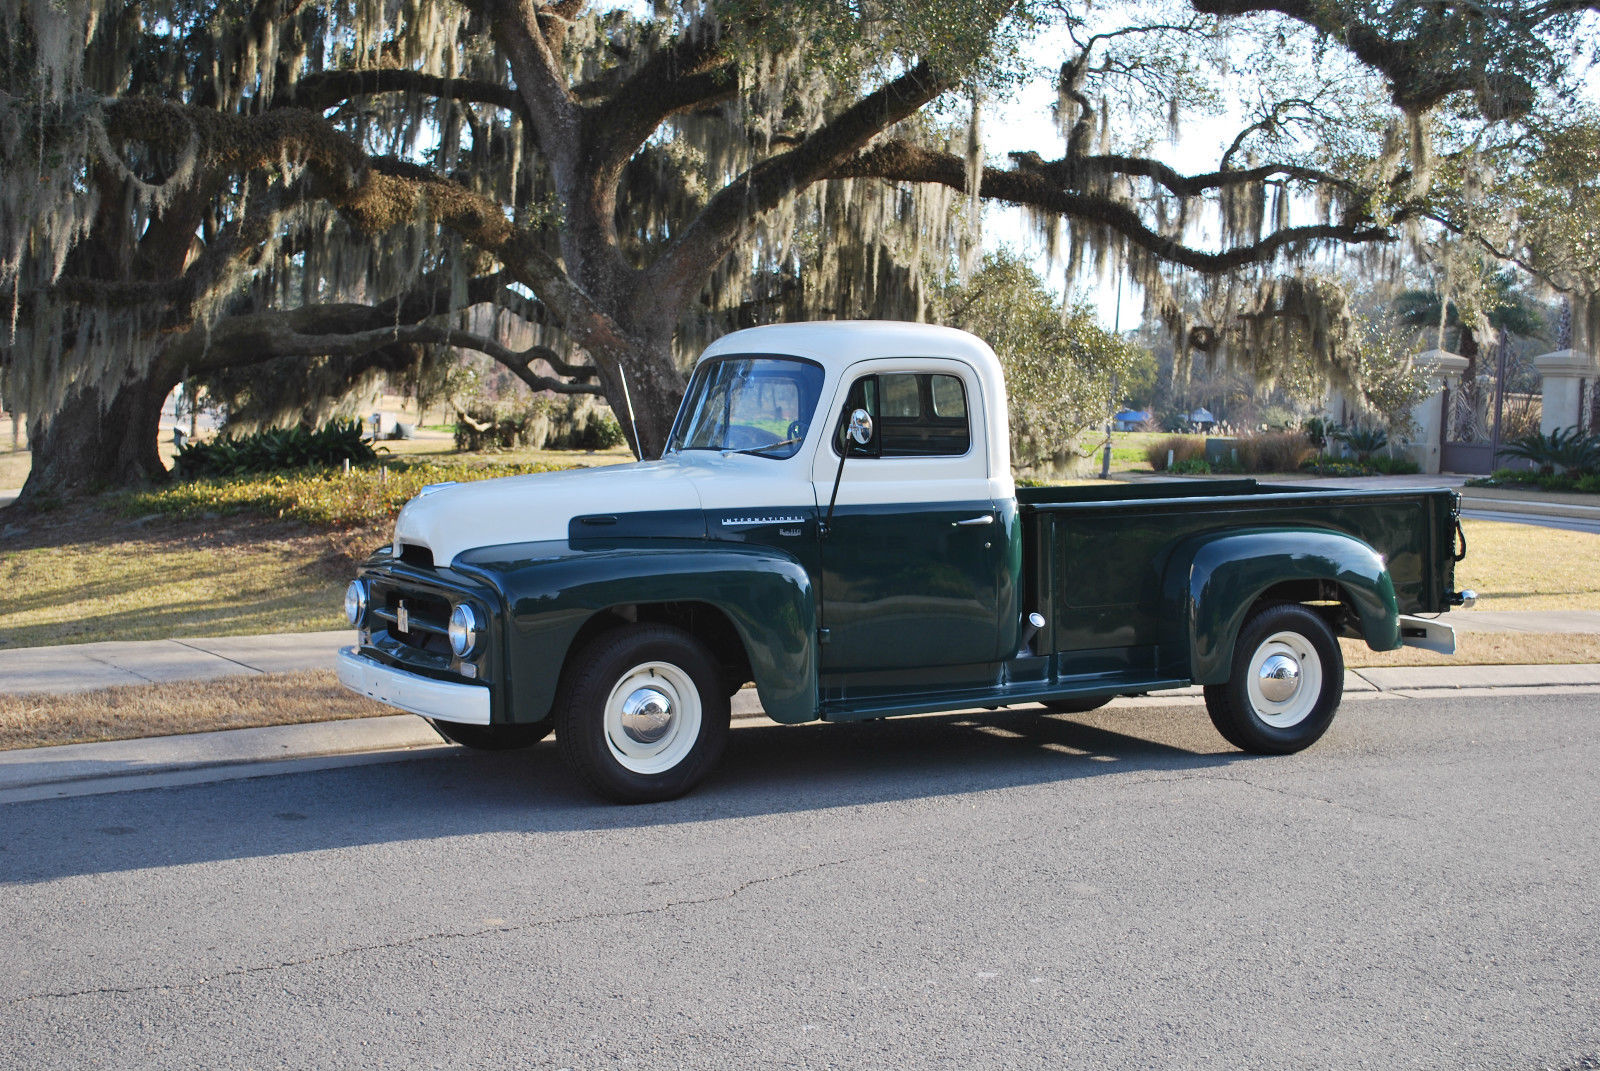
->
xmin=344 ymin=580 xmax=368 ymax=626
xmin=448 ymin=603 xmax=480 ymax=658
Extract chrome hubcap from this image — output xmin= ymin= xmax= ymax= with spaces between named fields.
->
xmin=1256 ymin=653 xmax=1302 ymax=704
xmin=620 ymin=687 xmax=674 ymax=744
xmin=1245 ymin=630 xmax=1324 ymax=728
xmin=603 ymin=661 xmax=703 ymax=775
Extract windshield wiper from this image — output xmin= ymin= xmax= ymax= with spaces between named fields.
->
xmin=729 ymin=437 xmax=802 ymax=456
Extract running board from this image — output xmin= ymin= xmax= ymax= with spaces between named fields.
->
xmin=1398 ymin=615 xmax=1456 ymax=655
xmin=821 ymin=677 xmax=1193 ymax=723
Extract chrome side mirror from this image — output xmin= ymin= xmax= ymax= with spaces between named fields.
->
xmin=847 ymin=408 xmax=874 ymax=446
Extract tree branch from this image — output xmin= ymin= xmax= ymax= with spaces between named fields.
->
xmin=584 ymin=23 xmax=739 ymax=188
xmin=838 ymin=140 xmax=1406 ymax=273
xmin=481 ymin=0 xmax=582 ymax=173
xmin=159 ymin=302 xmax=602 ymax=396
xmin=641 ymin=60 xmax=950 ymax=314
xmin=274 ymin=69 xmax=528 ymax=120
xmin=1188 ymin=0 xmax=1600 ymax=114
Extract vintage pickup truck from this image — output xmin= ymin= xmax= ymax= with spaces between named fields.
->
xmin=338 ymin=321 xmax=1472 ymax=802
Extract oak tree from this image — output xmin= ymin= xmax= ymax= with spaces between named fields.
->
xmin=1 ymin=0 xmax=1592 ymax=503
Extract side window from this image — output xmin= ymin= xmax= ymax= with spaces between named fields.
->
xmin=880 ymin=374 xmax=921 ymax=418
xmin=835 ymin=372 xmax=971 ymax=458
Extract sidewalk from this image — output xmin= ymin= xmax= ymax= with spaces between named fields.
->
xmin=0 ymin=630 xmax=357 ymax=695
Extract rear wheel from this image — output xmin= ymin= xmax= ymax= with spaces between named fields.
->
xmin=430 ymin=719 xmax=552 ymax=751
xmin=1203 ymin=603 xmax=1343 ymax=754
xmin=556 ymin=625 xmax=731 ymax=803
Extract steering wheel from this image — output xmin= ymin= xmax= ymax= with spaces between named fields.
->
xmin=786 ymin=420 xmax=805 ymax=441
xmin=725 ymin=423 xmax=781 ymax=449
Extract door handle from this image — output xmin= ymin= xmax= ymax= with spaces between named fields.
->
xmin=952 ymin=514 xmax=994 ymax=527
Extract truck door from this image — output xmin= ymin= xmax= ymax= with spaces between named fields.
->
xmin=811 ymin=365 xmax=1007 ymax=677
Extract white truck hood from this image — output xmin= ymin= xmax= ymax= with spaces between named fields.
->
xmin=393 ymin=459 xmax=705 ymax=565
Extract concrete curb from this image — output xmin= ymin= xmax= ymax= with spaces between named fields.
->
xmin=0 ymin=715 xmax=449 ymax=804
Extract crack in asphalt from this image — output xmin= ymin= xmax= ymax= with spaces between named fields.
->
xmin=5 ymin=852 xmax=867 ymax=1006
xmin=1171 ymin=772 xmax=1420 ymax=823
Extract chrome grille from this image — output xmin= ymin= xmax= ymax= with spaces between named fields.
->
xmin=372 ymin=587 xmax=452 ymax=655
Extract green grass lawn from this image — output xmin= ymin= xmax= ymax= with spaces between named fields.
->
xmin=0 ymin=448 xmax=632 ymax=649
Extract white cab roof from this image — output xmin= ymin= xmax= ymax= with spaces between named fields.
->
xmin=701 ymin=320 xmax=1001 ymax=378
xmin=697 ymin=320 xmax=1012 ymax=493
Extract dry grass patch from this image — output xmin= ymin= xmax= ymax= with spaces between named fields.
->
xmin=0 ymin=500 xmax=382 ymax=648
xmin=0 ymin=669 xmax=394 ymax=750
xmin=1455 ymin=519 xmax=1600 ymax=611
xmin=1343 ymin=632 xmax=1600 ymax=668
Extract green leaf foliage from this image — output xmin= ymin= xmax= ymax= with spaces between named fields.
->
xmin=935 ymin=251 xmax=1136 ymax=471
xmin=1499 ymin=426 xmax=1600 ymax=476
xmin=172 ymin=421 xmax=379 ymax=479
xmin=1334 ymin=424 xmax=1390 ymax=461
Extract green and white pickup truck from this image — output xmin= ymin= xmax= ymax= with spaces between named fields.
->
xmin=338 ymin=321 xmax=1472 ymax=802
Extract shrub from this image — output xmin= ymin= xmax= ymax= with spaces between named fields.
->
xmin=173 ymin=420 xmax=377 ymax=478
xmin=1369 ymin=453 xmax=1421 ymax=475
xmin=454 ymin=404 xmax=535 ymax=451
xmin=1301 ymin=416 xmax=1341 ymax=450
xmin=1500 ymin=426 xmax=1600 ymax=476
xmin=1235 ymin=431 xmax=1314 ymax=473
xmin=1168 ymin=457 xmax=1212 ymax=475
xmin=1300 ymin=455 xmax=1371 ymax=477
xmin=1145 ymin=435 xmax=1205 ymax=471
xmin=454 ymin=398 xmax=629 ymax=452
xmin=561 ymin=409 xmax=627 ymax=450
xmin=1334 ymin=424 xmax=1389 ymax=461
xmin=1469 ymin=468 xmax=1543 ymax=488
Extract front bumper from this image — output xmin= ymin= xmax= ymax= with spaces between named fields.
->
xmin=336 ymin=647 xmax=491 ymax=725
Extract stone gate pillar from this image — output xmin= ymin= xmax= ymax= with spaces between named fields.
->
xmin=1534 ymin=349 xmax=1598 ymax=435
xmin=1407 ymin=349 xmax=1468 ymax=474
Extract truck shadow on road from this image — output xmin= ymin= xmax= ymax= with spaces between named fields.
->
xmin=2 ymin=704 xmax=1254 ymax=885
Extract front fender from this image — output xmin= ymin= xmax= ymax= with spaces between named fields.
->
xmin=1160 ymin=528 xmax=1399 ymax=685
xmin=455 ymin=540 xmax=817 ymax=724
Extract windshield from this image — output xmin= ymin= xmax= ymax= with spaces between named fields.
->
xmin=667 ymin=355 xmax=825 ymax=459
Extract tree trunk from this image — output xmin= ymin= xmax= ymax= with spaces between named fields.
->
xmin=603 ymin=346 xmax=686 ymax=460
xmin=17 ymin=376 xmax=172 ymax=506
xmin=584 ymin=310 xmax=688 ymax=461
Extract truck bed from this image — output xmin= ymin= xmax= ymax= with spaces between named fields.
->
xmin=1018 ymin=478 xmax=1459 ymax=672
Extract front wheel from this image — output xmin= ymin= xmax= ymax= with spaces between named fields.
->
xmin=1203 ymin=603 xmax=1343 ymax=754
xmin=556 ymin=625 xmax=731 ymax=803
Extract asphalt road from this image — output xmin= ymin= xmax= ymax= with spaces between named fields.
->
xmin=2 ymin=691 xmax=1598 ymax=1070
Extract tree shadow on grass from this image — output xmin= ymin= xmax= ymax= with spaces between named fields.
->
xmin=0 ymin=705 xmax=1251 ymax=884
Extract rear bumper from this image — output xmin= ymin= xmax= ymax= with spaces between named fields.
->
xmin=336 ymin=647 xmax=491 ymax=725
xmin=1398 ymin=615 xmax=1456 ymax=655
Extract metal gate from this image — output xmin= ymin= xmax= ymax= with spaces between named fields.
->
xmin=1439 ymin=338 xmax=1530 ymax=474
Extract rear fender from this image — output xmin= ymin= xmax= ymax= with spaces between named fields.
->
xmin=1160 ymin=528 xmax=1399 ymax=685
xmin=456 ymin=542 xmax=817 ymax=724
